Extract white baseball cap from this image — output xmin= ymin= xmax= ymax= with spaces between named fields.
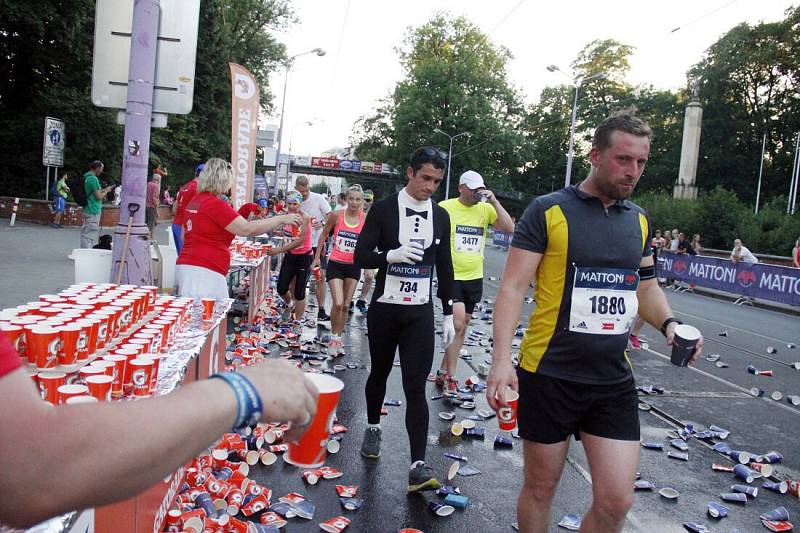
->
xmin=459 ymin=170 xmax=485 ymax=190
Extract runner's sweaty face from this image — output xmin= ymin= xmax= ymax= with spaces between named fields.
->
xmin=406 ymin=163 xmax=444 ymax=201
xmin=589 ymin=131 xmax=649 ymax=202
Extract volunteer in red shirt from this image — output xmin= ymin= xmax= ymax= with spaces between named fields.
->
xmin=176 ymin=158 xmax=300 ymax=300
xmin=312 ymin=185 xmax=365 ymax=354
xmin=268 ymin=191 xmax=313 ymax=321
xmin=0 ymin=330 xmax=318 ymax=529
xmin=237 ymin=198 xmax=269 ymax=221
xmin=172 ymin=163 xmax=203 ymax=254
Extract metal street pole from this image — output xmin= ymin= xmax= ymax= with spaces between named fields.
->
xmin=786 ymin=132 xmax=800 ymax=215
xmin=272 ymin=48 xmax=325 ymax=195
xmin=110 ymin=0 xmax=159 ymax=285
xmin=755 ymin=132 xmax=766 ymax=214
xmin=791 ymin=132 xmax=800 ymax=215
xmin=565 ymin=80 xmax=581 ymax=188
xmin=445 ymin=137 xmax=454 ymax=199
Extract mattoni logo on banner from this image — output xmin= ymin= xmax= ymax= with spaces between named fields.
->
xmin=229 ymin=63 xmax=260 ymax=210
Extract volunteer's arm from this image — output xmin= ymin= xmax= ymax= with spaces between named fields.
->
xmin=636 ymin=253 xmax=703 ymax=365
xmin=486 ymin=247 xmax=541 ymax=411
xmin=225 ymin=213 xmax=300 ymax=238
xmin=0 ymin=359 xmax=317 ymax=528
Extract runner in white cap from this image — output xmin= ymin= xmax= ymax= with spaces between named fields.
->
xmin=436 ymin=170 xmax=514 ymax=393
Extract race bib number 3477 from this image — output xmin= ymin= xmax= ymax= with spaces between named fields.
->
xmin=569 ymin=266 xmax=639 ymax=335
xmin=454 ymin=225 xmax=484 ymax=253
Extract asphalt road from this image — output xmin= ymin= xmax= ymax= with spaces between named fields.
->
xmin=1 ymin=221 xmax=798 ymax=532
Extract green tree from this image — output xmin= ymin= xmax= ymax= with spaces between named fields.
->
xmin=351 ymin=13 xmax=531 ymax=197
xmin=688 ymin=7 xmax=800 ymax=203
xmin=0 ymin=0 xmax=293 ymax=197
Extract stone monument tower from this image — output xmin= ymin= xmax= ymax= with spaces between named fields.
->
xmin=674 ymin=81 xmax=702 ymax=200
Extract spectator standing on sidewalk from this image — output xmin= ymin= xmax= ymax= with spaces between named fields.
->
xmin=145 ymin=173 xmax=160 ymax=237
xmin=793 ymin=236 xmax=800 ymax=268
xmin=51 ymin=172 xmax=71 ymax=228
xmin=161 ymin=186 xmax=173 ymax=206
xmin=172 ymin=163 xmax=203 ymax=254
xmin=731 ymin=238 xmax=758 ymax=264
xmin=676 ymin=232 xmax=694 ymax=255
xmin=80 ymin=161 xmax=113 ymax=248
xmin=669 ymin=229 xmax=679 ymax=251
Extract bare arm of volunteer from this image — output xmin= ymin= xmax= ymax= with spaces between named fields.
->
xmin=272 ymin=214 xmax=310 ymax=255
xmin=486 ymin=247 xmax=542 ymax=411
xmin=93 ymin=185 xmax=113 ymax=199
xmin=484 ymin=190 xmax=515 ymax=233
xmin=0 ymin=360 xmax=317 ymax=528
xmin=225 ymin=213 xmax=300 ymax=237
xmin=636 ymin=254 xmax=704 ymax=365
xmin=312 ymin=212 xmax=339 ymax=267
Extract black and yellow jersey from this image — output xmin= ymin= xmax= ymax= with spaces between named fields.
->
xmin=512 ymin=185 xmax=651 ymax=385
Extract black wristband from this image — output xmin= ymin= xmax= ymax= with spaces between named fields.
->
xmin=660 ymin=317 xmax=683 ymax=337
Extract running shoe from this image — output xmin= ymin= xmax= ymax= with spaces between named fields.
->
xmin=434 ymin=369 xmax=448 ymax=388
xmin=360 ymin=427 xmax=381 ymax=459
xmin=348 ymin=301 xmax=354 ymax=314
xmin=317 ymin=309 xmax=331 ymax=322
xmin=407 ymin=463 xmax=441 ymax=493
xmin=630 ymin=335 xmax=641 ymax=350
xmin=356 ymin=300 xmax=369 ymax=314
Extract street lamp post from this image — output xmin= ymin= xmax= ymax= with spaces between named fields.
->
xmin=272 ymin=47 xmax=326 ymax=193
xmin=547 ymin=65 xmax=606 ymax=188
xmin=433 ymin=128 xmax=470 ymax=199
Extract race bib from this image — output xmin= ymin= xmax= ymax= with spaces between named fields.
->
xmin=379 ymin=264 xmax=432 ymax=305
xmin=334 ymin=229 xmax=359 ymax=256
xmin=454 ymin=225 xmax=484 ymax=253
xmin=569 ymin=267 xmax=639 ymax=335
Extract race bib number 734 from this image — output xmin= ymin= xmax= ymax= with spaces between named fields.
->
xmin=569 ymin=266 xmax=639 ymax=335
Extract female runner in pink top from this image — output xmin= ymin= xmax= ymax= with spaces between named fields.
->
xmin=269 ymin=192 xmax=312 ymax=321
xmin=313 ymin=185 xmax=365 ymax=353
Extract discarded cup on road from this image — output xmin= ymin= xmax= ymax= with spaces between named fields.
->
xmin=771 ymin=391 xmax=783 ymax=401
xmin=557 ymin=514 xmax=581 ymax=531
xmin=786 ymin=395 xmax=800 ymax=406
xmin=751 ymin=387 xmax=765 ymax=397
xmin=707 ymin=502 xmax=729 ymax=518
xmin=750 ymin=462 xmax=773 ymax=477
xmin=760 ymin=507 xmax=790 ymax=522
xmin=720 ymin=492 xmax=747 ymax=503
xmin=731 ymin=483 xmax=758 ymax=498
xmin=428 ymin=501 xmax=455 ymax=517
xmin=285 ymin=373 xmax=344 ymax=469
xmin=733 ymin=464 xmax=755 ymax=483
xmin=762 ymin=451 xmax=784 ymax=464
xmin=763 ymin=480 xmax=789 ymax=494
xmin=658 ymin=486 xmax=680 ymax=499
xmin=670 ymin=325 xmax=701 ymax=366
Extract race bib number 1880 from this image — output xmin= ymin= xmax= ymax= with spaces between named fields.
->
xmin=379 ymin=264 xmax=432 ymax=306
xmin=569 ymin=266 xmax=639 ymax=335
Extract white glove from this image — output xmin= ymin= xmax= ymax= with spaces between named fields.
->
xmin=442 ymin=315 xmax=455 ymax=348
xmin=386 ymin=242 xmax=424 ymax=264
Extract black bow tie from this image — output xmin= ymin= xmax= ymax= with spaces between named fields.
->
xmin=405 ymin=207 xmax=428 ymax=219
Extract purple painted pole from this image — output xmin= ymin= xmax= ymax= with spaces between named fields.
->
xmin=111 ymin=0 xmax=159 ymax=286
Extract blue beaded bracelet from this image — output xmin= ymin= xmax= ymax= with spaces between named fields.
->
xmin=210 ymin=372 xmax=264 ymax=430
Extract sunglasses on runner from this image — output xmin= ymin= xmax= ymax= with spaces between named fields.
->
xmin=415 ymin=146 xmax=448 ymax=161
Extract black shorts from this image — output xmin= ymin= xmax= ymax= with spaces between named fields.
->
xmin=326 ymin=260 xmax=361 ymax=281
xmin=276 ymin=252 xmax=312 ymax=300
xmin=451 ymin=278 xmax=483 ymax=314
xmin=517 ymin=369 xmax=639 ymax=443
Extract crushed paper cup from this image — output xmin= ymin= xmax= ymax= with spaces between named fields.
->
xmin=658 ymin=486 xmax=680 ymax=499
xmin=557 ymin=514 xmax=581 ymax=530
xmin=447 ymin=461 xmax=460 ymax=481
xmin=319 ymin=516 xmax=351 ymax=532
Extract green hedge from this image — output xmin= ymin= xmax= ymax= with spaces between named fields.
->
xmin=633 ymin=186 xmax=800 ymax=256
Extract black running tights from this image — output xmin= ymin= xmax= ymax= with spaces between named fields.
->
xmin=365 ymin=301 xmax=434 ymax=463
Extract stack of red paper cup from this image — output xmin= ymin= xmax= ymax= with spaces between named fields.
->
xmin=0 ymin=283 xmax=197 ymax=405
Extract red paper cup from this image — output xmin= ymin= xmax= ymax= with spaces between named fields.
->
xmin=59 ymin=324 xmax=82 ymax=369
xmin=74 ymin=319 xmax=99 ymax=360
xmin=201 ymin=298 xmax=215 ymax=321
xmin=139 ymin=327 xmax=164 ymax=351
xmin=127 ymin=337 xmax=151 ymax=354
xmin=79 ymin=365 xmax=106 ymax=384
xmin=117 ymin=349 xmax=141 ymax=395
xmin=140 ymin=286 xmax=158 ymax=310
xmin=496 ymin=388 xmax=520 ymax=431
xmin=1 ymin=324 xmax=26 ymax=360
xmin=152 ymin=319 xmax=174 ymax=346
xmin=319 ymin=516 xmax=351 ymax=533
xmin=140 ymin=353 xmax=165 ymax=393
xmin=86 ymin=374 xmax=113 ymax=401
xmin=285 ymin=373 xmax=344 ymax=469
xmin=129 ymin=358 xmax=154 ymax=398
xmin=90 ymin=360 xmax=116 ymax=377
xmin=57 ymin=383 xmax=89 ymax=404
xmin=86 ymin=313 xmax=110 ymax=349
xmin=28 ymin=326 xmax=62 ymax=370
xmin=37 ymin=371 xmax=66 ymax=404
xmin=101 ymin=354 xmax=128 ymax=397
xmin=65 ymin=395 xmax=99 ymax=405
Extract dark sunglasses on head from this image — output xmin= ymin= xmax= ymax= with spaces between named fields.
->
xmin=415 ymin=146 xmax=448 ymax=161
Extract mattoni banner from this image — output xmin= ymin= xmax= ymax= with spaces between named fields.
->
xmin=657 ymin=250 xmax=800 ymax=307
xmin=229 ymin=63 xmax=259 ymax=210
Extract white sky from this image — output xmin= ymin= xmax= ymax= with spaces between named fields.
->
xmin=264 ymin=0 xmax=795 ymax=156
